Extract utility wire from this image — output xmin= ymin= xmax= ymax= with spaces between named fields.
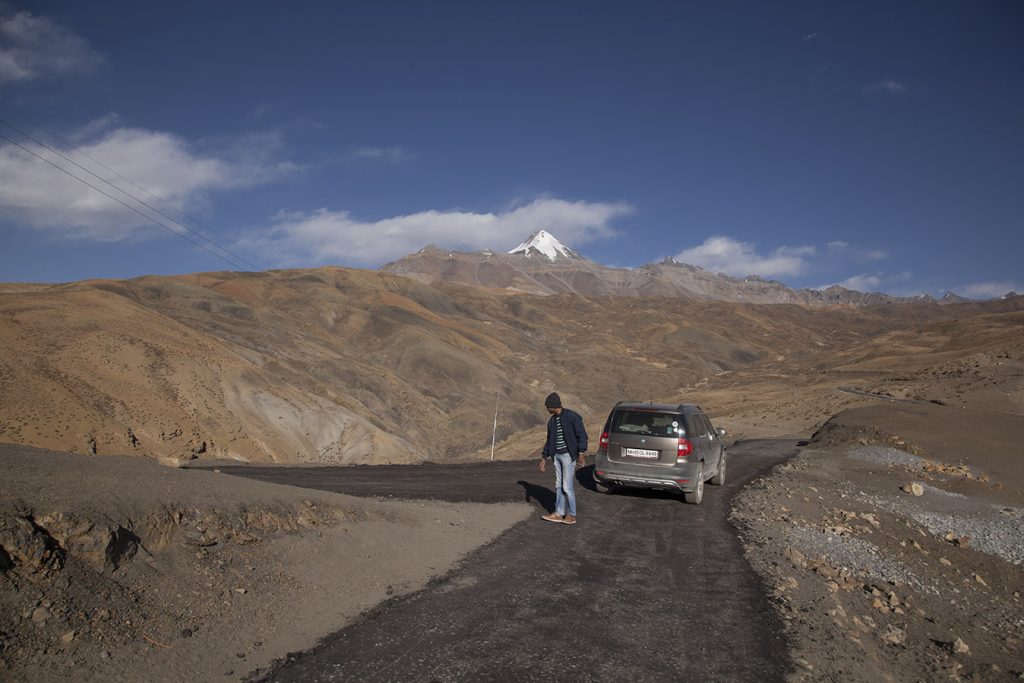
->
xmin=0 ymin=115 xmax=263 ymax=271
xmin=0 ymin=131 xmax=254 ymax=272
xmin=0 ymin=111 xmax=267 ymax=272
xmin=0 ymin=102 xmax=274 ymax=270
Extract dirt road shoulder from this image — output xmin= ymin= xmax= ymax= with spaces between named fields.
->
xmin=732 ymin=435 xmax=1024 ymax=681
xmin=0 ymin=444 xmax=530 ymax=682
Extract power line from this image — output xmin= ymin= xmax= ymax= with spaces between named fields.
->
xmin=0 ymin=131 xmax=255 ymax=272
xmin=0 ymin=102 xmax=274 ymax=270
xmin=0 ymin=115 xmax=264 ymax=271
xmin=0 ymin=110 xmax=268 ymax=272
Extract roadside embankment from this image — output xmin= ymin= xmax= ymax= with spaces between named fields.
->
xmin=731 ymin=405 xmax=1024 ymax=682
xmin=0 ymin=444 xmax=530 ymax=681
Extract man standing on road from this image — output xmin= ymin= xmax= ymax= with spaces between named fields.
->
xmin=539 ymin=392 xmax=588 ymax=525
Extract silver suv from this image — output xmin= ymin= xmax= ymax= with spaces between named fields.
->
xmin=593 ymin=402 xmax=726 ymax=504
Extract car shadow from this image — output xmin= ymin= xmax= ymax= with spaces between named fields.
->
xmin=516 ymin=480 xmax=555 ymax=510
xmin=605 ymin=486 xmax=684 ymax=503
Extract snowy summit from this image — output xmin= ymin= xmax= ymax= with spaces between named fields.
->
xmin=508 ymin=230 xmax=579 ymax=261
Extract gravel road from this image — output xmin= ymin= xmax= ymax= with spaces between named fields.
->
xmin=223 ymin=440 xmax=799 ymax=682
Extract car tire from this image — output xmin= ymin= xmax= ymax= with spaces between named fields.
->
xmin=594 ymin=478 xmax=614 ymax=494
xmin=709 ymin=450 xmax=726 ymax=486
xmin=683 ymin=463 xmax=704 ymax=505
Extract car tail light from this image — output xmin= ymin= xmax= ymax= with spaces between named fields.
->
xmin=599 ymin=431 xmax=609 ymax=449
xmin=677 ymin=438 xmax=693 ymax=462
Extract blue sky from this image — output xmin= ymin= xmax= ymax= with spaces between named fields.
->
xmin=1 ymin=1 xmax=1021 ymax=298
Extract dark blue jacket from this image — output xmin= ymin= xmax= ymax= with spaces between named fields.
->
xmin=542 ymin=408 xmax=589 ymax=460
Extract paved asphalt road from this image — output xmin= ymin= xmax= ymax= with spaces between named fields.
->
xmin=223 ymin=439 xmax=797 ymax=682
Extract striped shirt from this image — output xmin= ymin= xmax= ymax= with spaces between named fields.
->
xmin=554 ymin=415 xmax=569 ymax=454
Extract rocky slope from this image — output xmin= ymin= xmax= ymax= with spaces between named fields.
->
xmin=732 ymin=403 xmax=1024 ymax=681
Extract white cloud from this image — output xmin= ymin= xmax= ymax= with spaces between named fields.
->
xmin=66 ymin=112 xmax=122 ymax=144
xmin=248 ymin=103 xmax=274 ymax=121
xmin=823 ymin=270 xmax=913 ymax=292
xmin=0 ymin=123 xmax=296 ymax=240
xmin=818 ymin=271 xmax=912 ymax=293
xmin=673 ymin=236 xmax=814 ymax=278
xmin=864 ymin=79 xmax=907 ymax=95
xmin=347 ymin=146 xmax=413 ymax=163
xmin=826 ymin=240 xmax=888 ymax=261
xmin=953 ymin=281 xmax=1021 ymax=299
xmin=0 ymin=9 xmax=103 ymax=86
xmin=832 ymin=274 xmax=881 ymax=291
xmin=244 ymin=198 xmax=633 ymax=266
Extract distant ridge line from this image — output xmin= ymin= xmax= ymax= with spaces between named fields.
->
xmin=381 ymin=232 xmax=952 ymax=306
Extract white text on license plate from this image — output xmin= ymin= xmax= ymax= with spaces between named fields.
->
xmin=625 ymin=448 xmax=659 ymax=459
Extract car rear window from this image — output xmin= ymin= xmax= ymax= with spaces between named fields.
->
xmin=610 ymin=410 xmax=683 ymax=437
xmin=685 ymin=414 xmax=709 ymax=437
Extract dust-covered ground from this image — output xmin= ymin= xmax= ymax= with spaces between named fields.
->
xmin=0 ymin=444 xmax=530 ymax=682
xmin=731 ymin=403 xmax=1024 ymax=682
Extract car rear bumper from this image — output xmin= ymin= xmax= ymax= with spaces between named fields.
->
xmin=593 ymin=457 xmax=701 ymax=493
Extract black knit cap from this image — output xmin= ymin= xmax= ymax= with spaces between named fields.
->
xmin=544 ymin=392 xmax=562 ymax=408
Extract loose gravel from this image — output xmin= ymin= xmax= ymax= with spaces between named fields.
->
xmin=920 ymin=483 xmax=966 ymax=499
xmin=783 ymin=525 xmax=928 ymax=591
xmin=847 ymin=445 xmax=927 ymax=469
xmin=734 ymin=437 xmax=1024 ymax=683
xmin=857 ymin=491 xmax=1024 ymax=567
xmin=847 ymin=446 xmax=1024 ymax=567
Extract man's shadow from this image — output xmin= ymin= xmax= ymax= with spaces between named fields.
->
xmin=516 ymin=480 xmax=555 ymax=511
xmin=575 ymin=464 xmax=598 ymax=492
xmin=518 ymin=465 xmax=598 ymax=511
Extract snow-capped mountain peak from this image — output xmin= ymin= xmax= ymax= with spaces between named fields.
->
xmin=508 ymin=230 xmax=578 ymax=261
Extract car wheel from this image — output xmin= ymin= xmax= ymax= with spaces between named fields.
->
xmin=683 ymin=463 xmax=704 ymax=505
xmin=594 ymin=478 xmax=614 ymax=494
xmin=709 ymin=450 xmax=726 ymax=486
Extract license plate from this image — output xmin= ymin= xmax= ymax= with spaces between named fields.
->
xmin=625 ymin=448 xmax=659 ymax=459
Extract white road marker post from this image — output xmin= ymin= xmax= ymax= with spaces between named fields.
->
xmin=490 ymin=391 xmax=499 ymax=461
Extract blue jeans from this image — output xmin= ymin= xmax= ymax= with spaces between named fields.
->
xmin=553 ymin=453 xmax=577 ymax=516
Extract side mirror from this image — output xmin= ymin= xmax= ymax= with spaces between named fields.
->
xmin=715 ymin=427 xmax=726 ymax=437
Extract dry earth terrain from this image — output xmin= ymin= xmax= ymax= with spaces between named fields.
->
xmin=0 ymin=444 xmax=528 ymax=681
xmin=1 ymin=267 xmax=1022 ymax=681
xmin=1 ymin=269 xmax=1021 ymax=466
xmin=732 ymin=403 xmax=1024 ymax=682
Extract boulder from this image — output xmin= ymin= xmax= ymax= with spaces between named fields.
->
xmin=901 ymin=482 xmax=924 ymax=496
xmin=783 ymin=545 xmax=807 ymax=567
xmin=0 ymin=515 xmax=65 ymax=574
xmin=33 ymin=513 xmax=140 ymax=572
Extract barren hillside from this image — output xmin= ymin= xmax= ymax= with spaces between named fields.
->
xmin=1 ymin=269 xmax=1021 ymax=464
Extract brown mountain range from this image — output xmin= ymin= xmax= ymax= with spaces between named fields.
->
xmin=1 ymin=262 xmax=1021 ymax=465
xmin=382 ymin=240 xmax=930 ymax=305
